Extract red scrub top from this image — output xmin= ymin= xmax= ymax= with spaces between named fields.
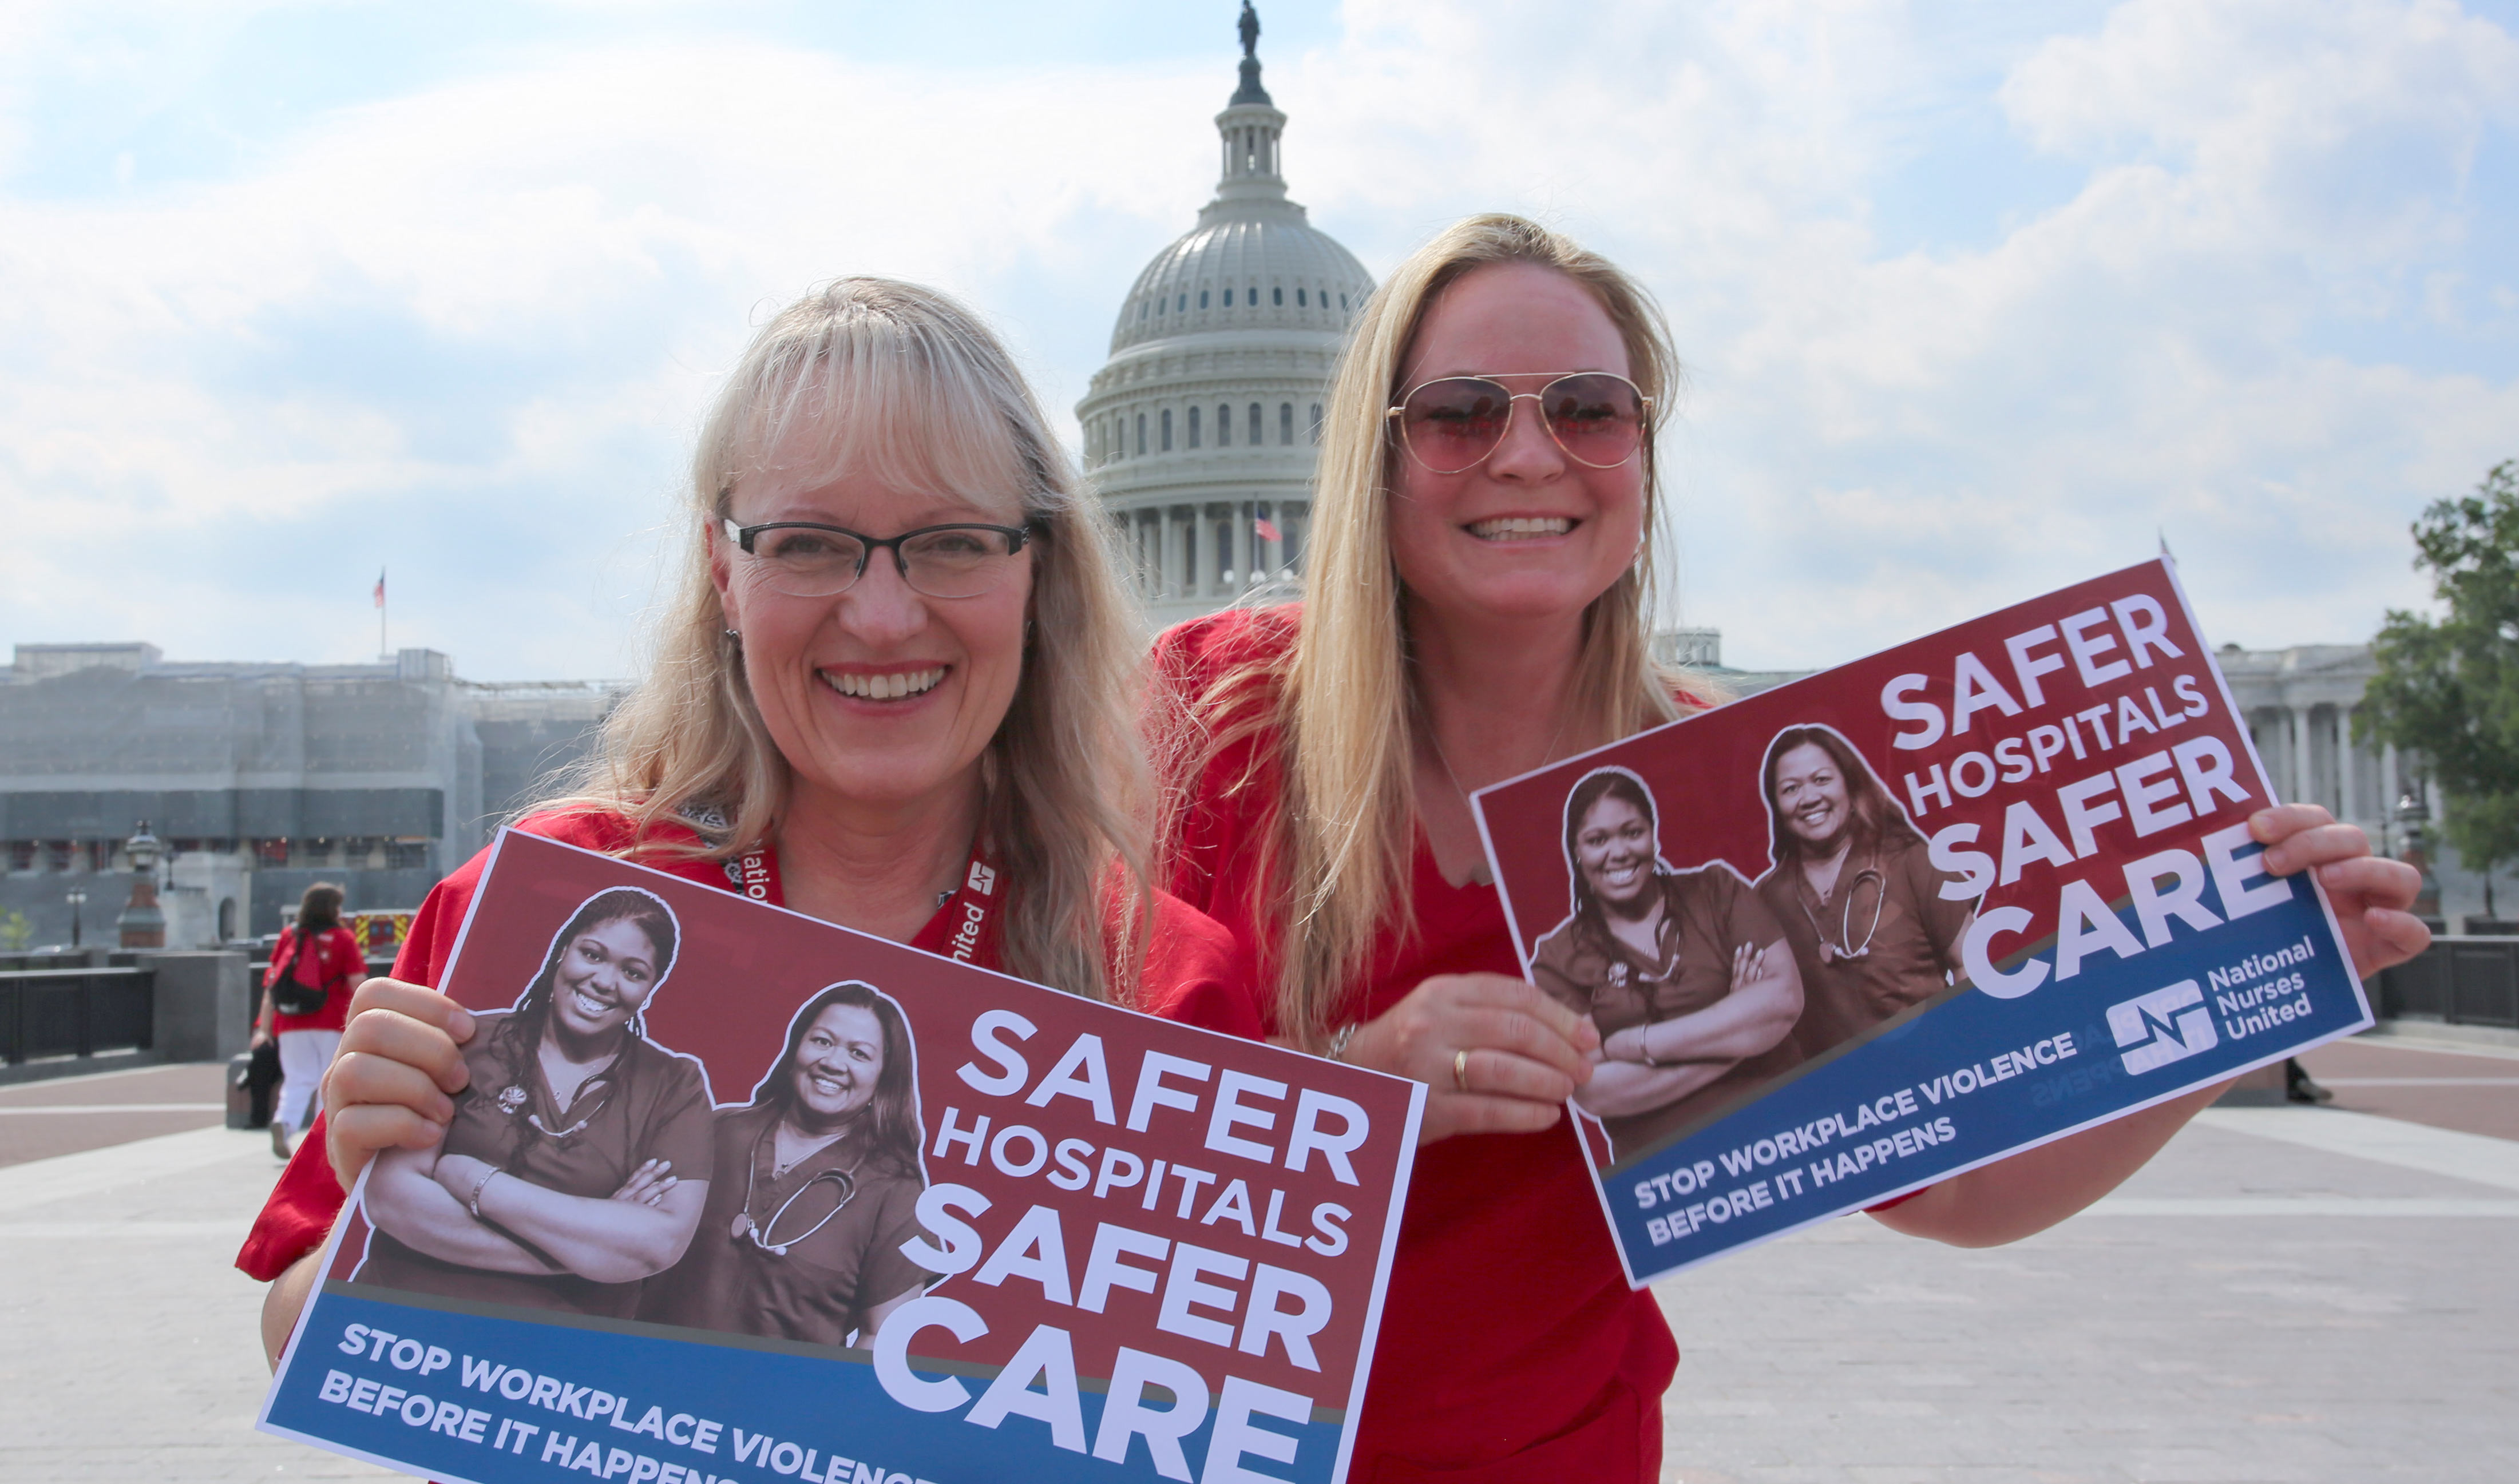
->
xmin=236 ymin=807 xmax=1256 ymax=1283
xmin=1154 ymin=607 xmax=1680 ymax=1483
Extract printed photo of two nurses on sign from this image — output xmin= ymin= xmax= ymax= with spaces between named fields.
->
xmin=1530 ymin=724 xmax=1982 ymax=1166
xmin=347 ymin=885 xmax=938 ymax=1351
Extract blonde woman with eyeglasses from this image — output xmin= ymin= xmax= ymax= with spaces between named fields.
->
xmin=1154 ymin=213 xmax=2429 ymax=1479
xmin=239 ymin=277 xmax=1257 ymax=1363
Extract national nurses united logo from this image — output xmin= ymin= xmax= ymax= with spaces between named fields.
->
xmin=965 ymin=860 xmax=997 ymax=896
xmin=2106 ymin=980 xmax=2219 ymax=1075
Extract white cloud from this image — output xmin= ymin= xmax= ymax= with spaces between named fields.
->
xmin=1267 ymin=0 xmax=2518 ymax=661
xmin=0 ymin=36 xmax=1229 ymax=669
xmin=2001 ymin=0 xmax=2519 ymax=265
xmin=0 ymin=0 xmax=2512 ymax=678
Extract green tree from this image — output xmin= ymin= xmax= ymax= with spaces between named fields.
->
xmin=0 ymin=910 xmax=30 ymax=953
xmin=2361 ymin=459 xmax=2519 ymax=916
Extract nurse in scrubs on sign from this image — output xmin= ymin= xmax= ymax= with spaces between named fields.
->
xmin=1530 ymin=765 xmax=1803 ymax=1160
xmin=1752 ymin=724 xmax=1980 ymax=1061
xmin=641 ymin=982 xmax=932 ymax=1346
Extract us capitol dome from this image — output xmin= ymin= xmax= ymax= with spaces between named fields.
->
xmin=1076 ymin=3 xmax=1374 ymax=630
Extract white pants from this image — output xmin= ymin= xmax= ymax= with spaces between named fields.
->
xmin=275 ymin=1028 xmax=341 ymax=1132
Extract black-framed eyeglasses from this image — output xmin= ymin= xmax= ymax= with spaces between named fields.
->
xmin=1386 ymin=371 xmax=1652 ymax=475
xmin=722 ymin=519 xmax=1038 ymax=600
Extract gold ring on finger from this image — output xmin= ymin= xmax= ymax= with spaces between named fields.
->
xmin=1453 ymin=1048 xmax=1470 ymax=1093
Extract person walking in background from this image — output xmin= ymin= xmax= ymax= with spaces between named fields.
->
xmin=252 ymin=883 xmax=366 ymax=1160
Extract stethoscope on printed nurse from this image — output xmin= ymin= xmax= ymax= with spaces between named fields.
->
xmin=1800 ymin=863 xmax=1886 ymax=963
xmin=731 ymin=1124 xmax=864 ymax=1256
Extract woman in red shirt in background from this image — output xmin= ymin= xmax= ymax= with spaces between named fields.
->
xmin=239 ymin=276 xmax=1251 ymax=1362
xmin=1154 ymin=213 xmax=2430 ymax=1482
xmin=253 ymin=882 xmax=366 ymax=1160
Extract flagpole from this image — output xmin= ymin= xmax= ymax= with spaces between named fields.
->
xmin=375 ymin=569 xmax=389 ymax=661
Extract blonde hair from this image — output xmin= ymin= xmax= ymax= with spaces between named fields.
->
xmin=555 ymin=277 xmax=1150 ymax=1002
xmin=1183 ymin=214 xmax=1707 ymax=1044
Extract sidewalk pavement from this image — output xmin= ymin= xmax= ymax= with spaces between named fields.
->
xmin=2295 ymin=1026 xmax=2519 ymax=1141
xmin=0 ymin=1056 xmax=2510 ymax=1482
xmin=0 ymin=1061 xmax=232 ymax=1166
xmin=1653 ymin=1105 xmax=2518 ymax=1482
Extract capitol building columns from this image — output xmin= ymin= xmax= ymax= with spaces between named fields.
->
xmin=1122 ymin=498 xmax=1308 ymax=605
xmin=2217 ymin=644 xmax=2417 ymax=843
xmin=1075 ymin=8 xmax=1368 ymax=633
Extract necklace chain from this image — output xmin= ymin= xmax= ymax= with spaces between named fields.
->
xmin=772 ymin=1121 xmax=850 ymax=1178
xmin=1425 ymin=714 xmax=1570 ymax=806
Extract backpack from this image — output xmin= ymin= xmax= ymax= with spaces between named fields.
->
xmin=269 ymin=930 xmax=338 ymax=1018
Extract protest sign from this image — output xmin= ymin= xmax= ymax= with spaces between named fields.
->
xmin=1471 ymin=558 xmax=2370 ymax=1284
xmin=261 ymin=830 xmax=1424 ymax=1484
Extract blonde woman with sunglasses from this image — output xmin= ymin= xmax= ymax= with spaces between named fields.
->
xmin=1155 ymin=213 xmax=2429 ymax=1480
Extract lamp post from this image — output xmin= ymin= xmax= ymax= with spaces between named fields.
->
xmin=65 ymin=888 xmax=86 ymax=950
xmin=2395 ymin=789 xmax=2442 ymax=926
xmin=116 ymin=822 xmax=166 ymax=950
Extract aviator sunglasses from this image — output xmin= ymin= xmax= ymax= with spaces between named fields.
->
xmin=1387 ymin=372 xmax=1652 ymax=475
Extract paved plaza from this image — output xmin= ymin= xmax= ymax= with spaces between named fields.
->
xmin=0 ymin=1035 xmax=2510 ymax=1482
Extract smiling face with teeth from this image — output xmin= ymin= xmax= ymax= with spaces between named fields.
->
xmin=547 ymin=916 xmax=666 ymax=1046
xmin=711 ymin=414 xmax=1034 ymax=832
xmin=1573 ymin=793 xmax=1659 ymax=913
xmin=787 ymin=1002 xmax=886 ymax=1128
xmin=1387 ymin=262 xmax=1648 ymax=632
xmin=1771 ymin=742 xmax=1852 ymax=855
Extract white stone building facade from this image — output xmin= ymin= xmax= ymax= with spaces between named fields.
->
xmin=2215 ymin=643 xmax=2412 ymax=846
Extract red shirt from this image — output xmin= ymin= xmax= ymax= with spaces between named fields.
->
xmin=265 ymin=926 xmax=365 ymax=1034
xmin=1153 ymin=608 xmax=1677 ymax=1483
xmin=235 ymin=808 xmax=1255 ymax=1283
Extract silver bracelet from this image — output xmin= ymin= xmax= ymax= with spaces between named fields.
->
xmin=1325 ymin=1023 xmax=1359 ymax=1062
xmin=468 ymin=1168 xmax=500 ymax=1220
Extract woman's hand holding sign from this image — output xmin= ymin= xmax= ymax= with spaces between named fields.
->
xmin=1877 ymin=804 xmax=2427 ymax=1248
xmin=321 ymin=977 xmax=475 ymax=1192
xmin=1337 ymin=972 xmax=1598 ymax=1144
xmin=2252 ymin=803 xmax=2430 ymax=979
xmin=262 ymin=978 xmax=478 ymax=1369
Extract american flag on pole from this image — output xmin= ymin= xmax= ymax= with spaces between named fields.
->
xmin=373 ymin=570 xmax=386 ymax=608
xmin=1254 ymin=514 xmax=1282 ymax=543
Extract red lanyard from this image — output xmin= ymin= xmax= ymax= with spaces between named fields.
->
xmin=726 ymin=840 xmax=1001 ymax=968
xmin=925 ymin=852 xmax=1003 ymax=967
xmin=727 ymin=845 xmax=781 ymax=906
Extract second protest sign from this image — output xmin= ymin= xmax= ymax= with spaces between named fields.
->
xmin=1471 ymin=558 xmax=2371 ymax=1283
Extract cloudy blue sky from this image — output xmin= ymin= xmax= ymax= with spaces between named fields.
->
xmin=4 ymin=0 xmax=2515 ymax=679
